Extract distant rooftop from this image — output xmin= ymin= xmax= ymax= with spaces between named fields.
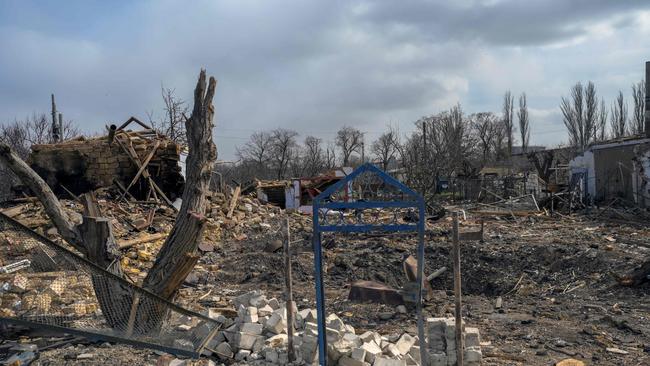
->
xmin=511 ymin=145 xmax=546 ymax=155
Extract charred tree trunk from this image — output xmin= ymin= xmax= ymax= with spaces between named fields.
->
xmin=0 ymin=69 xmax=217 ymax=334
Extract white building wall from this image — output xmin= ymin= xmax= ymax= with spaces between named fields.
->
xmin=569 ymin=150 xmax=596 ymax=199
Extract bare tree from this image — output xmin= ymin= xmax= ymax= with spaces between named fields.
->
xmin=237 ymin=131 xmax=273 ymax=179
xmin=270 ymin=128 xmax=298 ymax=179
xmin=0 ymin=114 xmax=79 ymax=200
xmin=150 ymin=85 xmax=189 ymax=146
xmin=470 ymin=112 xmax=497 ymax=164
xmin=560 ymin=82 xmax=599 ymax=151
xmin=396 ymin=118 xmax=439 ymax=200
xmin=301 ymin=136 xmax=325 ymax=176
xmin=324 ymin=142 xmax=337 ymax=170
xmin=518 ymin=93 xmax=530 ymax=153
xmin=503 ymin=91 xmax=515 ymax=157
xmin=491 ymin=119 xmax=508 ymax=161
xmin=336 ymin=126 xmax=364 ymax=166
xmin=442 ymin=104 xmax=478 ymax=176
xmin=0 ymin=120 xmax=30 ymax=159
xmin=596 ymin=98 xmax=608 ymax=141
xmin=528 ymin=150 xmax=556 ymax=185
xmin=371 ymin=128 xmax=398 ymax=171
xmin=610 ymin=90 xmax=628 ymax=138
xmin=631 ymin=80 xmax=645 ymax=135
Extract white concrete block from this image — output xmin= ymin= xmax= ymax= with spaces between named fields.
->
xmin=215 ymin=342 xmax=233 ymax=358
xmin=372 ymin=357 xmax=406 ymax=366
xmin=241 ymin=322 xmax=263 ymax=335
xmin=395 ymin=334 xmax=416 ymax=355
xmin=361 ymin=342 xmax=382 ymax=363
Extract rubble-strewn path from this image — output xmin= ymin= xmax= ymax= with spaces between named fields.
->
xmin=1 ymin=193 xmax=649 ymax=365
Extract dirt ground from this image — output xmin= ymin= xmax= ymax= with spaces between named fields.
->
xmin=206 ymin=211 xmax=650 ymax=365
xmin=2 ymin=197 xmax=649 ymax=365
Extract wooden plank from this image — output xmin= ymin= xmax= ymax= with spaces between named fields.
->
xmin=117 ymin=233 xmax=167 ymax=250
xmin=459 ymin=222 xmax=484 ymax=242
xmin=116 ymin=116 xmax=154 ymax=131
xmin=226 ymin=186 xmax=241 ymax=219
xmin=0 ymin=204 xmax=29 ymax=218
xmin=116 ymin=135 xmax=176 ymax=210
xmin=113 ymin=179 xmax=137 ymax=201
xmin=120 ymin=140 xmax=160 ymax=200
xmin=60 ymin=184 xmax=81 ymax=202
xmin=469 ymin=210 xmax=540 ymax=217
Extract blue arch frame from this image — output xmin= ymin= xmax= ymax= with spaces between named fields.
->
xmin=312 ymin=163 xmax=427 ymax=365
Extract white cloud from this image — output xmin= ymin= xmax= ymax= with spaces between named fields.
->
xmin=0 ymin=0 xmax=649 ymax=159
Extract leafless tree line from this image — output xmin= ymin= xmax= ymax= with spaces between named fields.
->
xmin=561 ymin=80 xmax=645 ymax=151
xmin=229 ymin=103 xmax=520 ymax=203
xmin=233 ymin=128 xmax=341 ymax=183
xmin=0 ymin=113 xmax=79 ymax=200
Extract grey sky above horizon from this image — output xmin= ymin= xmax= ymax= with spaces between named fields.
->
xmin=1 ymin=0 xmax=649 ymax=160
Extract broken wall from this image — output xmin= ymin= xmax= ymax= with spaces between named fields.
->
xmin=593 ymin=143 xmax=643 ymax=202
xmin=634 ymin=142 xmax=650 ymax=207
xmin=29 ymin=133 xmax=184 ymax=199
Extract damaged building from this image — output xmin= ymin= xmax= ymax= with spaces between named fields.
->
xmin=569 ymin=135 xmax=650 ymax=204
xmin=256 ymin=167 xmax=352 ymax=213
xmin=27 ymin=117 xmax=184 ymax=201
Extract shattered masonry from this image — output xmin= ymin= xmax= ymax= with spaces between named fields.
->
xmin=28 ymin=130 xmax=184 ymax=199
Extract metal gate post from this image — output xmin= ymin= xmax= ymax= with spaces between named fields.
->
xmin=313 ymin=201 xmax=328 ymax=366
xmin=416 ymin=200 xmax=428 ymax=366
xmin=310 ymin=163 xmax=427 ymax=366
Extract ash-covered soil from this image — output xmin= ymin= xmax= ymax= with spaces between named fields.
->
xmin=2 ymin=197 xmax=649 ymax=365
xmin=207 ymin=212 xmax=650 ymax=365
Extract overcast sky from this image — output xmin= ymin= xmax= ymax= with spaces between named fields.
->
xmin=1 ymin=0 xmax=649 ymax=160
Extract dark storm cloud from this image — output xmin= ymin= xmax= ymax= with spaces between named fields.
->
xmin=0 ymin=0 xmax=649 ymax=158
xmin=358 ymin=0 xmax=650 ymax=46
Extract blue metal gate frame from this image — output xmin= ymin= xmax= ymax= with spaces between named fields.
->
xmin=312 ymin=163 xmax=427 ymax=365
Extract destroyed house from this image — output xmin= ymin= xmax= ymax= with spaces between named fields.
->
xmin=256 ymin=167 xmax=352 ymax=212
xmin=569 ymin=135 xmax=650 ymax=203
xmin=28 ymin=117 xmax=184 ymax=200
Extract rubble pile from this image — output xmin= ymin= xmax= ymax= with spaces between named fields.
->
xmin=427 ymin=318 xmax=481 ymax=366
xmin=2 ymin=183 xmax=650 ymax=365
xmin=194 ymin=290 xmax=434 ymax=366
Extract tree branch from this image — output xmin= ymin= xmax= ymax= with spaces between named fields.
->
xmin=0 ymin=143 xmax=83 ymax=253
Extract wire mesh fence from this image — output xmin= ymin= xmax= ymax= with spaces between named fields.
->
xmin=0 ymin=213 xmax=220 ymax=357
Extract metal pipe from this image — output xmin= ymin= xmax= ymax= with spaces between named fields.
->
xmin=644 ymin=61 xmax=650 ymax=137
xmin=58 ymin=113 xmax=63 ymax=142
xmin=107 ymin=124 xmax=117 ymax=144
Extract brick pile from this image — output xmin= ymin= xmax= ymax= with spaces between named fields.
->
xmin=427 ymin=318 xmax=482 ymax=366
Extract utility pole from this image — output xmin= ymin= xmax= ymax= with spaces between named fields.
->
xmin=644 ymin=61 xmax=650 ymax=137
xmin=51 ymin=94 xmax=61 ymax=143
xmin=58 ymin=113 xmax=63 ymax=141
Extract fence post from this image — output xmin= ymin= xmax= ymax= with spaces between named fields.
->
xmin=452 ymin=212 xmax=464 ymax=366
xmin=284 ymin=217 xmax=295 ymax=362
